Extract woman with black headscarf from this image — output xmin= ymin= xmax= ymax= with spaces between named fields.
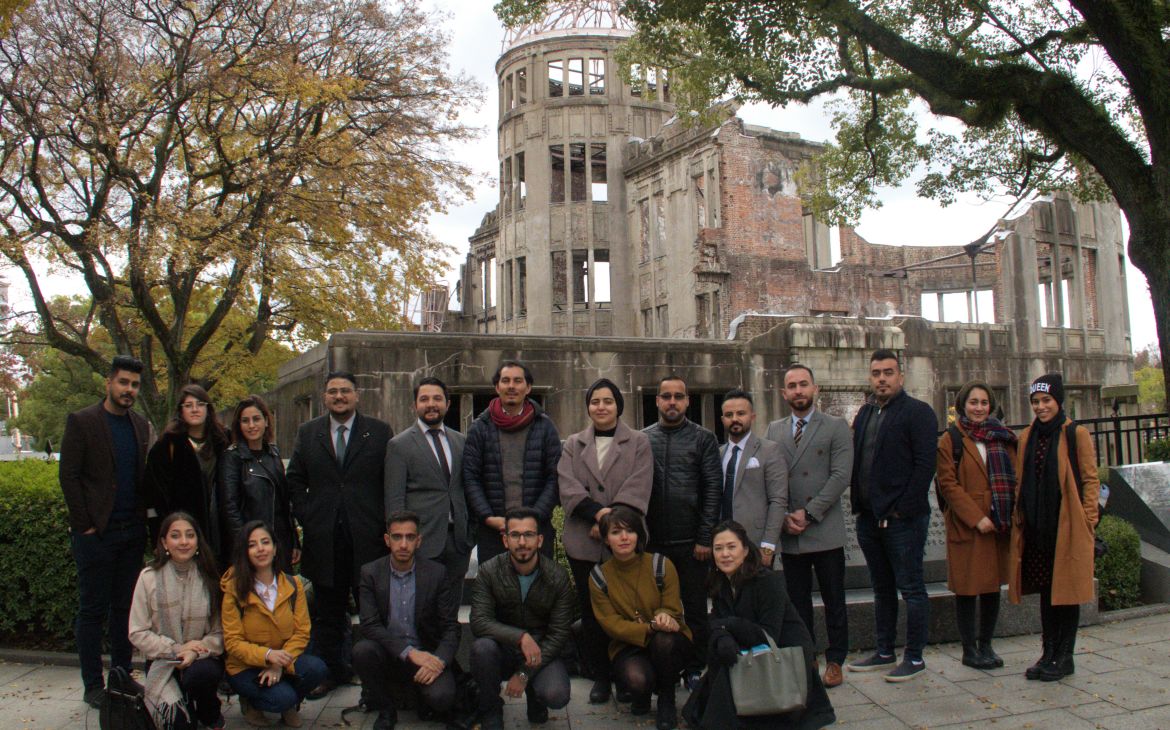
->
xmin=1008 ymin=373 xmax=1099 ymax=682
xmin=558 ymin=378 xmax=653 ymax=704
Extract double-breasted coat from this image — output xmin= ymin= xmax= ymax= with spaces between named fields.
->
xmin=936 ymin=426 xmax=1013 ymax=595
xmin=1007 ymin=419 xmax=1100 ymax=606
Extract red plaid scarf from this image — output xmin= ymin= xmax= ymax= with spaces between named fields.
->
xmin=959 ymin=416 xmax=1018 ymax=532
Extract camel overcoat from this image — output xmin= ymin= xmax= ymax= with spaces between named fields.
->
xmin=937 ymin=427 xmax=1013 ymax=595
xmin=1008 ymin=419 xmax=1100 ymax=606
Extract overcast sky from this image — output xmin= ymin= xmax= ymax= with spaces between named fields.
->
xmin=424 ymin=1 xmax=1159 ymax=355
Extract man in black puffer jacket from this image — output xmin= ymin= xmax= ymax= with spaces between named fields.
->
xmin=642 ymin=375 xmax=723 ymax=681
xmin=464 ymin=360 xmax=562 ymax=564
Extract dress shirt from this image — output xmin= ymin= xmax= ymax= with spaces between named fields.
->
xmin=388 ymin=562 xmax=419 ymax=660
xmin=792 ymin=408 xmax=815 ymax=439
xmin=330 ymin=413 xmax=357 ymax=451
xmin=416 ymin=420 xmax=452 ymax=468
xmin=254 ymin=577 xmax=279 ymax=612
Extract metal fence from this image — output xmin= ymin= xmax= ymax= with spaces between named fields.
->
xmin=999 ymin=413 xmax=1170 ymax=466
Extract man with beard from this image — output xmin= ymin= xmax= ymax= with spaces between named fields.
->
xmin=288 ymin=370 xmax=393 ymax=698
xmin=59 ymin=355 xmax=153 ymax=707
xmin=846 ymin=350 xmax=937 ymax=683
xmin=469 ymin=507 xmax=573 ymax=730
xmin=642 ymin=375 xmax=722 ymax=687
xmin=385 ymin=376 xmax=471 ymax=617
xmin=766 ymin=364 xmax=854 ymax=689
xmin=353 ymin=511 xmax=460 ymax=730
xmin=463 ymin=360 xmax=561 ymax=564
xmin=718 ymin=388 xmax=787 ymax=563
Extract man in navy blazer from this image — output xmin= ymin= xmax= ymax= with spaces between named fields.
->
xmin=847 ymin=349 xmax=938 ymax=682
xmin=354 ymin=511 xmax=459 ymax=730
xmin=288 ymin=370 xmax=393 ymax=697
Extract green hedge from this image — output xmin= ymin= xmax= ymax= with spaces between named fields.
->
xmin=0 ymin=460 xmax=78 ymax=640
xmin=1148 ymin=438 xmax=1170 ymax=462
xmin=1095 ymin=515 xmax=1142 ymax=611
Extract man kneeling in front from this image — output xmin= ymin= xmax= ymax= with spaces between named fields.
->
xmin=353 ymin=511 xmax=459 ymax=730
xmin=470 ymin=507 xmax=573 ymax=729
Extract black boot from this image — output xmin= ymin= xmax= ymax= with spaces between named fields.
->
xmin=1025 ymin=633 xmax=1056 ymax=680
xmin=961 ymin=643 xmax=991 ymax=669
xmin=977 ymin=639 xmax=1004 ymax=668
xmin=1054 ymin=619 xmax=1078 ymax=678
xmin=656 ymin=689 xmax=677 ymax=730
xmin=588 ymin=677 xmax=611 ymax=704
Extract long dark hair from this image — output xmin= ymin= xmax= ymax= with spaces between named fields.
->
xmin=152 ymin=511 xmax=221 ymax=621
xmin=230 ymin=394 xmax=274 ymax=446
xmin=231 ymin=520 xmax=280 ymax=603
xmin=706 ymin=520 xmax=765 ymax=596
xmin=165 ymin=383 xmax=229 ymax=452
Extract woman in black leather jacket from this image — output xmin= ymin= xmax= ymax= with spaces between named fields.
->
xmin=219 ymin=395 xmax=299 ymax=572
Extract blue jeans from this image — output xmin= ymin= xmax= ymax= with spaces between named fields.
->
xmin=71 ymin=519 xmax=146 ymax=691
xmin=856 ymin=511 xmax=929 ymax=661
xmin=228 ymin=654 xmax=329 ymax=713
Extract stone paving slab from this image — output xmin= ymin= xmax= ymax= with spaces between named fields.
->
xmin=6 ymin=609 xmax=1170 ymax=728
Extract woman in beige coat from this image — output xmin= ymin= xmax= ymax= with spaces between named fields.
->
xmin=558 ymin=378 xmax=653 ymax=704
xmin=1008 ymin=373 xmax=1099 ymax=682
xmin=937 ymin=381 xmax=1017 ymax=669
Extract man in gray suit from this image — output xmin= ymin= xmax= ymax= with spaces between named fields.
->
xmin=718 ymin=388 xmax=787 ymax=566
xmin=386 ymin=376 xmax=472 ymax=617
xmin=766 ymin=363 xmax=854 ymax=688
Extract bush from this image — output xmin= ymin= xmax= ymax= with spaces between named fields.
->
xmin=0 ymin=460 xmax=78 ymax=640
xmin=1147 ymin=438 xmax=1170 ymax=462
xmin=1095 ymin=515 xmax=1142 ymax=611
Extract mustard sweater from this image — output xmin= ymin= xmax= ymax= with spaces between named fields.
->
xmin=589 ymin=552 xmax=692 ymax=660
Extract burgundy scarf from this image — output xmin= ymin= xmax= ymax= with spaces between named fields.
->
xmin=488 ymin=398 xmax=536 ymax=432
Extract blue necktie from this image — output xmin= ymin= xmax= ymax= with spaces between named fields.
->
xmin=722 ymin=445 xmax=739 ymax=521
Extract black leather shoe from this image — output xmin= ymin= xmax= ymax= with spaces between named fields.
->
xmin=83 ymin=686 xmax=105 ymax=709
xmin=589 ymin=678 xmax=611 ymax=704
xmin=306 ymin=678 xmax=339 ymax=700
xmin=526 ymin=696 xmax=549 ymax=724
xmin=373 ymin=709 xmax=398 ymax=730
xmin=630 ymin=694 xmax=651 ymax=715
xmin=615 ymin=687 xmax=632 ymax=703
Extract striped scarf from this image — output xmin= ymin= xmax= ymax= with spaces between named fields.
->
xmin=959 ymin=416 xmax=1018 ymax=532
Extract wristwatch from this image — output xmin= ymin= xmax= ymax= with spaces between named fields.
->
xmin=516 ymin=670 xmax=529 ymax=682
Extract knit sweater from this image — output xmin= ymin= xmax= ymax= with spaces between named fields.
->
xmin=589 ymin=552 xmax=691 ymax=660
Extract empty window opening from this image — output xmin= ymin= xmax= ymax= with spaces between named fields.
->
xmin=572 ymin=250 xmax=588 ymax=304
xmin=589 ymin=59 xmax=605 ymax=95
xmin=516 ymin=67 xmax=527 ymax=104
xmin=516 ymin=152 xmax=526 ymax=210
xmin=591 ymin=143 xmax=607 ymax=202
xmin=921 ymin=290 xmax=995 ymax=324
xmin=568 ymin=58 xmax=584 ymax=96
xmin=505 ymin=74 xmax=515 ymax=110
xmin=594 ymin=249 xmax=610 ymax=303
xmin=501 ymin=157 xmax=512 ymax=211
xmin=550 ymin=144 xmax=565 ymax=203
xmin=516 ymin=257 xmax=527 ymax=315
xmin=629 ymin=64 xmax=643 ymax=96
xmin=570 ymin=142 xmax=587 ymax=202
xmin=551 ymin=251 xmax=567 ymax=308
xmin=548 ymin=59 xmax=564 ymax=97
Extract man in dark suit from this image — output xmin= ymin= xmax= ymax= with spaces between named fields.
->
xmin=846 ymin=349 xmax=938 ymax=682
xmin=718 ymin=388 xmax=787 ymax=564
xmin=59 ymin=355 xmax=153 ymax=707
xmin=766 ymin=364 xmax=854 ymax=689
xmin=385 ymin=376 xmax=472 ymax=616
xmin=353 ymin=511 xmax=459 ymax=730
xmin=288 ymin=370 xmax=393 ymax=698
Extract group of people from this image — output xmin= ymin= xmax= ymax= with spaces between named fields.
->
xmin=58 ymin=349 xmax=1099 ymax=730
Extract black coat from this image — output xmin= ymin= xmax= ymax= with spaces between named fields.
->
xmin=358 ymin=555 xmax=460 ymax=666
xmin=219 ymin=442 xmax=298 ymax=571
xmin=144 ymin=431 xmax=226 ymax=558
xmin=642 ymin=419 xmax=723 ymax=547
xmin=683 ymin=570 xmax=835 ymax=730
xmin=849 ymin=389 xmax=938 ymax=520
xmin=462 ymin=401 xmax=561 ymax=523
xmin=287 ymin=412 xmax=392 ymax=588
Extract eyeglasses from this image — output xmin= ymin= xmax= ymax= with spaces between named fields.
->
xmin=657 ymin=393 xmax=687 ymax=401
xmin=506 ymin=531 xmax=539 ymax=541
xmin=180 ymin=401 xmax=208 ymax=410
xmin=325 ymin=387 xmax=355 ymax=396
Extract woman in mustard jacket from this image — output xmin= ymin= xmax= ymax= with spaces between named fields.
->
xmin=937 ymin=381 xmax=1017 ymax=669
xmin=1008 ymin=374 xmax=1099 ymax=682
xmin=222 ymin=521 xmax=327 ymax=727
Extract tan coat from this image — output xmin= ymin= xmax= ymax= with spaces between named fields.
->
xmin=936 ymin=428 xmax=1013 ymax=595
xmin=1008 ymin=420 xmax=1100 ymax=606
xmin=558 ymin=421 xmax=653 ymax=562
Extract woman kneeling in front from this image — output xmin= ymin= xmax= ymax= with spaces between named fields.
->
xmin=222 ymin=521 xmax=327 ymax=727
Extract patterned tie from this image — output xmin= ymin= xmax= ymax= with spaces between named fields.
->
xmin=335 ymin=424 xmax=347 ymax=466
xmin=794 ymin=417 xmax=805 ymax=446
xmin=721 ymin=445 xmax=739 ymax=521
xmin=429 ymin=428 xmax=451 ymax=483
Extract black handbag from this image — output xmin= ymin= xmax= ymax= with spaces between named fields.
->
xmin=99 ymin=666 xmax=157 ymax=730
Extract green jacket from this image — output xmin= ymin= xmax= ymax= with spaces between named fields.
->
xmin=469 ymin=552 xmax=574 ymax=670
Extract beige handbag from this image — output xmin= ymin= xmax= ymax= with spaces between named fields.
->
xmin=728 ymin=634 xmax=809 ymax=716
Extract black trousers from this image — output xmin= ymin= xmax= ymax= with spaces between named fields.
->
xmin=352 ymin=639 xmax=456 ymax=713
xmin=781 ymin=547 xmax=849 ymax=665
xmin=649 ymin=543 xmax=709 ymax=669
xmin=470 ymin=637 xmax=570 ymax=715
xmin=569 ymin=556 xmax=610 ymax=682
xmin=435 ymin=526 xmax=472 ymax=623
xmin=309 ymin=520 xmax=358 ymax=682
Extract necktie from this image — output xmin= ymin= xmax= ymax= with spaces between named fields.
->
xmin=794 ymin=417 xmax=805 ymax=446
xmin=335 ymin=424 xmax=347 ymax=466
xmin=722 ymin=445 xmax=739 ymax=521
xmin=429 ymin=428 xmax=451 ymax=483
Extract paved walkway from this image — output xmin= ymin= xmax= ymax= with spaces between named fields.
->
xmin=6 ymin=608 xmax=1170 ymax=729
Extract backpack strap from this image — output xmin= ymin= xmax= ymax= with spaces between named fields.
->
xmin=589 ymin=564 xmax=608 ymax=595
xmin=652 ymin=552 xmax=666 ymax=591
xmin=1065 ymin=421 xmax=1083 ymax=500
xmin=947 ymin=424 xmax=964 ymax=470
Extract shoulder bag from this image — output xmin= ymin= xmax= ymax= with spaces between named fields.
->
xmin=728 ymin=632 xmax=808 ymax=716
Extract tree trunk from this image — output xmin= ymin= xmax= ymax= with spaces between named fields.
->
xmin=1126 ymin=211 xmax=1170 ymax=413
